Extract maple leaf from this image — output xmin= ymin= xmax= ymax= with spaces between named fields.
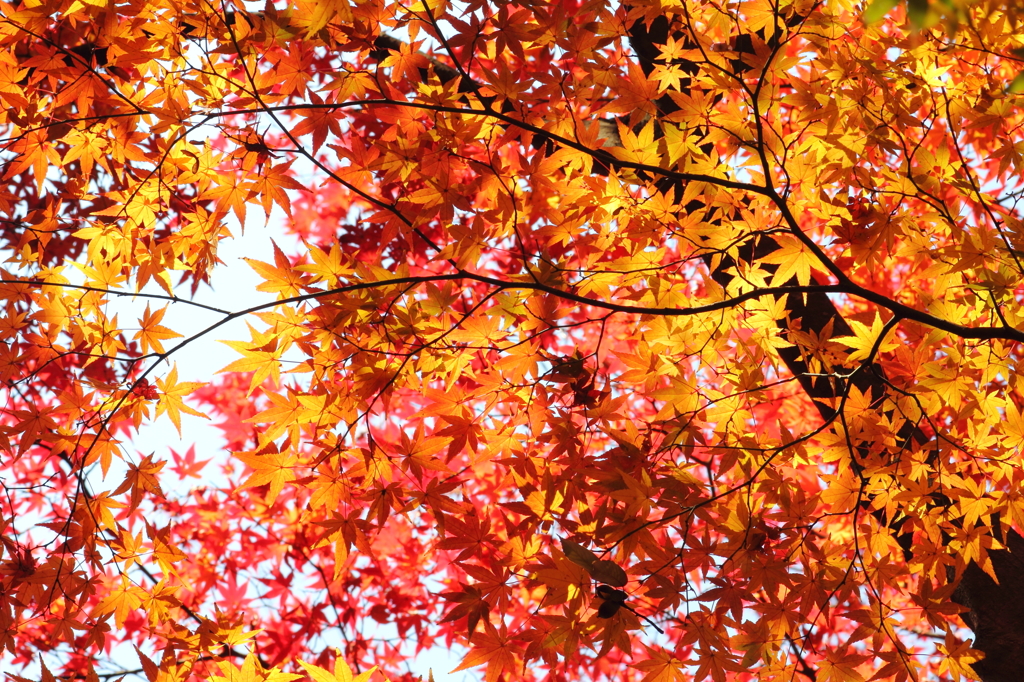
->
xmin=254 ymin=163 xmax=306 ymax=218
xmin=210 ymin=653 xmax=303 ymax=682
xmin=758 ymin=235 xmax=832 ymax=287
xmin=133 ymin=304 xmax=182 ymax=355
xmin=292 ymin=93 xmax=344 ymax=153
xmin=450 ymin=622 xmax=521 ymax=682
xmin=110 ymin=528 xmax=146 ymax=570
xmin=833 ymin=312 xmax=900 ymax=364
xmin=245 ymin=240 xmax=311 ymax=299
xmin=296 ymin=241 xmax=352 ymax=288
xmin=93 ymin=576 xmax=146 ymax=629
xmin=206 ymin=176 xmax=255 ymax=225
xmin=378 ymin=41 xmax=430 ymax=83
xmin=155 ymin=364 xmax=210 ymax=434
xmin=235 ymin=446 xmax=299 ymax=505
xmin=937 ymin=633 xmax=985 ymax=682
xmin=145 ymin=520 xmax=188 ymax=578
xmin=8 ymin=0 xmax=1024 ymax=678
xmin=611 ymin=119 xmax=663 ymax=167
xmin=632 ymin=646 xmax=688 ymax=682
xmin=440 ymin=583 xmax=491 ymax=636
xmin=219 ymin=323 xmax=287 ymax=395
xmin=169 ymin=444 xmax=211 ymax=479
xmin=112 ymin=453 xmax=165 ymax=512
xmin=299 ymin=656 xmax=376 ymax=682
xmin=817 ymin=651 xmax=869 ymax=682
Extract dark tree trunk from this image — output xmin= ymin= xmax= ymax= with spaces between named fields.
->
xmin=951 ymin=528 xmax=1024 ymax=681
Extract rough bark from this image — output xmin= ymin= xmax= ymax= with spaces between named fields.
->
xmin=952 ymin=528 xmax=1024 ymax=681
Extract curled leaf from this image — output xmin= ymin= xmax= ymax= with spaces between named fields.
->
xmin=561 ymin=539 xmax=629 ymax=586
xmin=595 ymin=585 xmax=627 ymax=602
xmin=560 ymin=539 xmax=598 ymax=569
xmin=589 ymin=559 xmax=628 ymax=587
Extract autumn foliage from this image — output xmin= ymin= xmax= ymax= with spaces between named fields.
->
xmin=4 ymin=0 xmax=1024 ymax=679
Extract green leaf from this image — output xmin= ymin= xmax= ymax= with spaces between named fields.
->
xmin=1009 ymin=72 xmax=1024 ymax=94
xmin=907 ymin=0 xmax=928 ymax=27
xmin=863 ymin=0 xmax=898 ymax=23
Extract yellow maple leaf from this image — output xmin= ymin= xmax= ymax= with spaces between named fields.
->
xmin=296 ymin=241 xmax=352 ymax=287
xmin=821 ymin=469 xmax=861 ymax=513
xmin=210 ymin=653 xmax=302 ymax=682
xmin=93 ymin=576 xmax=145 ymax=629
xmin=611 ymin=118 xmax=662 ymax=167
xmin=133 ymin=304 xmax=182 ymax=355
xmin=155 ymin=364 xmax=210 ymax=434
xmin=299 ymin=652 xmax=377 ymax=682
xmin=244 ymin=240 xmax=310 ymax=298
xmin=937 ymin=633 xmax=984 ymax=682
xmin=219 ymin=323 xmax=286 ymax=395
xmin=1003 ymin=399 xmax=1024 ymax=450
xmin=759 ymin=234 xmax=831 ymax=287
xmin=833 ymin=312 xmax=899 ymax=364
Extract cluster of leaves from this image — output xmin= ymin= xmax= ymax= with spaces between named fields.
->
xmin=3 ymin=0 xmax=1024 ymax=679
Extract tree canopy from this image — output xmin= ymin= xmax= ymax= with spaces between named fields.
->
xmin=2 ymin=0 xmax=1024 ymax=680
